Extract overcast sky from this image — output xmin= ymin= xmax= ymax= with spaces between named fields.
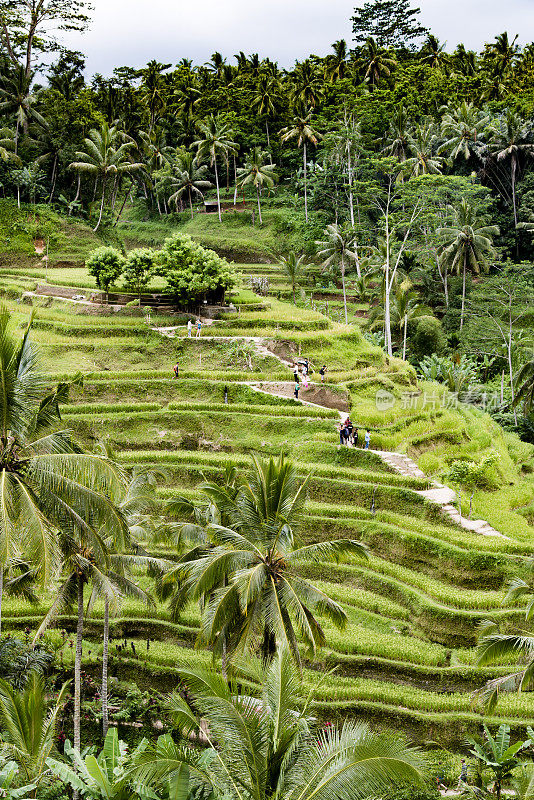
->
xmin=61 ymin=0 xmax=534 ymax=76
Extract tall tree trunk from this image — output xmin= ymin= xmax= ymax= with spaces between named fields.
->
xmin=266 ymin=120 xmax=273 ymax=164
xmin=48 ymin=154 xmax=58 ymax=204
xmin=189 ymin=190 xmax=194 ymax=219
xmin=256 ymin=185 xmax=262 ymax=224
xmin=214 ymin=154 xmax=222 ymax=222
xmin=347 ymin=151 xmax=355 ymax=228
xmin=341 ymin=256 xmax=348 ymax=325
xmin=94 ymin=178 xmax=107 ymax=232
xmin=102 ymin=597 xmax=109 ymax=736
xmin=74 ymin=575 xmax=84 ymax=752
xmin=0 ymin=567 xmax=3 ymax=639
xmin=460 ymin=257 xmax=467 ymax=331
xmin=233 ymin=154 xmax=238 ymax=206
xmin=114 ymin=180 xmax=134 ymax=227
xmin=303 ymin=142 xmax=308 ymax=223
xmin=403 ymin=314 xmax=408 ymax=360
xmin=512 ymin=156 xmax=519 ymax=259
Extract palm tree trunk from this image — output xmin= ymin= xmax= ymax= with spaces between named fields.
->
xmin=347 ymin=151 xmax=355 ymax=228
xmin=48 ymin=154 xmax=58 ymax=204
xmin=256 ymin=185 xmax=262 ymax=224
xmin=303 ymin=142 xmax=308 ymax=223
xmin=94 ymin=177 xmax=107 ymax=232
xmin=511 ymin=156 xmax=518 ymax=228
xmin=74 ymin=575 xmax=84 ymax=752
xmin=102 ymin=597 xmax=109 ymax=736
xmin=0 ymin=567 xmax=3 ymax=639
xmin=214 ymin=154 xmax=222 ymax=222
xmin=266 ymin=120 xmax=273 ymax=164
xmin=114 ymin=180 xmax=134 ymax=227
xmin=189 ymin=190 xmax=194 ymax=219
xmin=460 ymin=257 xmax=467 ymax=331
xmin=73 ymin=175 xmax=81 ymax=211
xmin=403 ymin=314 xmax=408 ymax=360
xmin=341 ymin=256 xmax=348 ymax=325
xmin=233 ymin=154 xmax=238 ymax=206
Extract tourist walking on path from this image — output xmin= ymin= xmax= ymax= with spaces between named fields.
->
xmin=353 ymin=427 xmax=359 ymax=447
xmin=294 ymin=380 xmax=300 ymax=400
xmin=364 ymin=429 xmax=371 ymax=450
xmin=293 ymin=364 xmax=299 ymax=382
xmin=346 ymin=418 xmax=353 ymax=444
xmin=187 ymin=319 xmax=192 ymax=337
xmin=302 ymin=370 xmax=309 ymax=389
xmin=319 ymin=365 xmax=326 ymax=382
xmin=456 ymin=760 xmax=468 ymax=790
xmin=338 ymin=422 xmax=345 ymax=446
xmin=196 ymin=319 xmax=202 ymax=338
xmin=173 ymin=363 xmax=179 ymax=379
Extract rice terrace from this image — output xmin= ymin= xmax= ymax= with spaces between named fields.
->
xmin=0 ymin=1 xmax=534 ymax=798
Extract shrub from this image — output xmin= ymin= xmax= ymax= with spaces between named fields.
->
xmin=123 ymin=248 xmax=155 ymax=298
xmin=411 ymin=316 xmax=446 ymax=358
xmin=86 ymin=246 xmax=125 ymax=295
xmin=156 ymin=232 xmax=237 ymax=304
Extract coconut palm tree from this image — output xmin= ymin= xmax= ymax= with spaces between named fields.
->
xmin=280 ymin=113 xmax=321 ymax=223
xmin=489 ymin=110 xmax=534 ymax=228
xmin=194 ymin=115 xmax=238 ymax=223
xmin=167 ymin=151 xmax=212 ymax=217
xmin=252 ymin=73 xmax=280 ymax=159
xmin=0 ymin=128 xmax=19 ymax=164
xmin=359 ymin=37 xmax=397 ymax=87
xmin=325 ymin=112 xmax=362 ymax=227
xmin=136 ymin=647 xmax=424 ymax=800
xmin=439 ymin=101 xmax=490 ymax=162
xmin=420 ymin=35 xmax=448 ymax=70
xmin=237 ymin=147 xmax=277 ymax=224
xmin=438 ymin=199 xmax=498 ymax=330
xmin=324 ymin=39 xmax=350 ymax=82
xmin=0 ymin=675 xmax=69 ymax=786
xmin=0 ymin=308 xmax=126 ymax=638
xmin=476 ymin=562 xmax=534 ymax=711
xmin=279 ymin=251 xmax=310 ymax=303
xmin=514 ymin=359 xmax=534 ymax=415
xmin=487 ymin=32 xmax=520 ymax=79
xmin=369 ymin=279 xmax=429 ymax=360
xmin=0 ymin=66 xmax=46 ymax=150
xmin=382 ymin=103 xmax=411 ymax=165
xmin=70 ymin=122 xmax=143 ymax=231
xmin=316 ymin=224 xmax=358 ymax=324
xmin=166 ymin=455 xmax=367 ymax=668
xmin=290 ymin=60 xmax=323 ymax=110
xmin=403 ymin=120 xmax=443 ymax=177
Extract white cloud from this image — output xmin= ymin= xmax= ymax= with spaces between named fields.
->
xmin=61 ymin=0 xmax=533 ymax=76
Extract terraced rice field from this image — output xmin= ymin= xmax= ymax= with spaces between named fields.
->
xmin=2 ymin=263 xmax=534 ymax=746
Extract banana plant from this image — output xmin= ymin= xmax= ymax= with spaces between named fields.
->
xmin=0 ymin=756 xmax=36 ymax=800
xmin=46 ymin=727 xmax=147 ymax=800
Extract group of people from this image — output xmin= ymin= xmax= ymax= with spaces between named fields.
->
xmin=186 ymin=318 xmax=203 ymax=338
xmin=339 ymin=418 xmax=371 ymax=449
xmin=292 ymin=360 xmax=327 ymax=399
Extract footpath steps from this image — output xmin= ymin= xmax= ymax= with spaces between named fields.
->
xmin=370 ymin=449 xmax=508 ymax=540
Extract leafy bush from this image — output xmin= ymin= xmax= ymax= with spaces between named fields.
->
xmin=410 ymin=316 xmax=446 ymax=358
xmin=122 ymin=248 xmax=155 ymax=298
xmin=156 ymin=232 xmax=237 ymax=304
xmin=86 ymin=246 xmax=125 ymax=294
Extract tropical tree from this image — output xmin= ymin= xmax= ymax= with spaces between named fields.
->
xmin=316 ymin=224 xmax=358 ymax=324
xmin=0 ymin=675 xmax=69 ymax=785
xmin=279 ymin=251 xmax=310 ymax=303
xmin=136 ymin=648 xmax=424 ymax=800
xmin=0 ymin=66 xmax=46 ymax=149
xmin=514 ymin=359 xmax=534 ymax=415
xmin=324 ymin=39 xmax=350 ymax=82
xmin=280 ymin=112 xmax=321 ymax=223
xmin=369 ymin=278 xmax=429 ymax=359
xmin=324 ymin=112 xmax=362 ymax=226
xmin=359 ymin=37 xmax=397 ymax=87
xmin=166 ymin=455 xmax=368 ymax=667
xmin=476 ymin=561 xmax=534 ymax=711
xmin=290 ymin=60 xmax=323 ymax=110
xmin=0 ymin=308 xmax=125 ymax=638
xmin=438 ymin=199 xmax=499 ymax=330
xmin=194 ymin=115 xmax=238 ymax=223
xmin=382 ymin=103 xmax=411 ymax=165
xmin=420 ymin=35 xmax=448 ymax=70
xmin=467 ymin=724 xmax=531 ymax=800
xmin=439 ymin=101 xmax=490 ymax=162
xmin=122 ymin=248 xmax=155 ymax=301
xmin=489 ymin=110 xmax=534 ymax=228
xmin=237 ymin=147 xmax=277 ymax=224
xmin=403 ymin=120 xmax=443 ymax=177
xmin=252 ymin=73 xmax=280 ymax=159
xmin=47 ymin=727 xmax=148 ymax=800
xmin=167 ymin=151 xmax=212 ymax=217
xmin=0 ymin=127 xmax=19 ymax=164
xmin=70 ymin=122 xmax=143 ymax=231
xmin=486 ymin=32 xmax=520 ymax=79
